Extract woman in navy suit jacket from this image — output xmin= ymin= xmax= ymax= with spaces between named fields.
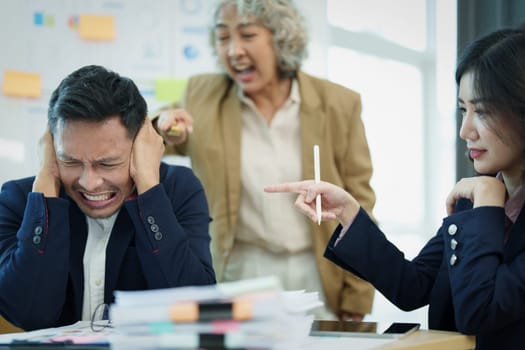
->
xmin=265 ymin=27 xmax=525 ymax=350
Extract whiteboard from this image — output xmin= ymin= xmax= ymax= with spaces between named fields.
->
xmin=0 ymin=0 xmax=219 ymax=186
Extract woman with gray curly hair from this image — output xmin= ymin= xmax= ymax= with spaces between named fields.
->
xmin=209 ymin=0 xmax=308 ymax=78
xmin=155 ymin=0 xmax=376 ymax=321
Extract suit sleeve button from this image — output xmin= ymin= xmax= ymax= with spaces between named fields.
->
xmin=147 ymin=216 xmax=155 ymax=224
xmin=150 ymin=224 xmax=159 ymax=232
xmin=450 ymin=254 xmax=457 ymax=266
xmin=154 ymin=232 xmax=163 ymax=241
xmin=34 ymin=226 xmax=43 ymax=235
xmin=448 ymin=224 xmax=458 ymax=235
xmin=450 ymin=239 xmax=458 ymax=250
xmin=32 ymin=235 xmax=41 ymax=245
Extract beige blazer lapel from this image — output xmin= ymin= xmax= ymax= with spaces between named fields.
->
xmin=219 ymin=85 xmax=242 ymax=233
xmin=298 ymin=72 xmax=324 ymax=181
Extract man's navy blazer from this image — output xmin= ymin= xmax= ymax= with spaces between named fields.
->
xmin=0 ymin=162 xmax=215 ymax=330
xmin=325 ymin=200 xmax=525 ymax=350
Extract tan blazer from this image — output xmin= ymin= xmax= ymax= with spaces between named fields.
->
xmin=164 ymin=71 xmax=376 ymax=316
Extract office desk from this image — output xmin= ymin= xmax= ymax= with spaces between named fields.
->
xmin=306 ymin=329 xmax=475 ymax=350
xmin=0 ymin=324 xmax=475 ymax=350
xmin=375 ymin=329 xmax=475 ymax=349
xmin=0 ymin=317 xmax=22 ymax=335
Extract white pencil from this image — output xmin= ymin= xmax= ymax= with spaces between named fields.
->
xmin=313 ymin=145 xmax=321 ymax=225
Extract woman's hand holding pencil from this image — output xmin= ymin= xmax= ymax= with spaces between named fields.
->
xmin=264 ymin=179 xmax=361 ymax=228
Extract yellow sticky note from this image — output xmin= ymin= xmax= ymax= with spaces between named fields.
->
xmin=154 ymin=79 xmax=187 ymax=102
xmin=78 ymin=15 xmax=115 ymax=40
xmin=2 ymin=70 xmax=42 ymax=98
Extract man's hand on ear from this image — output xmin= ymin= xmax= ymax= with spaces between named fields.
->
xmin=32 ymin=126 xmax=61 ymax=197
xmin=130 ymin=118 xmax=165 ymax=195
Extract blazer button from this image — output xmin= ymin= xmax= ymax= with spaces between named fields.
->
xmin=450 ymin=254 xmax=457 ymax=266
xmin=32 ymin=235 xmax=41 ymax=245
xmin=34 ymin=226 xmax=43 ymax=235
xmin=448 ymin=224 xmax=458 ymax=236
xmin=147 ymin=216 xmax=155 ymax=224
xmin=154 ymin=232 xmax=163 ymax=241
xmin=450 ymin=239 xmax=458 ymax=250
xmin=150 ymin=224 xmax=159 ymax=233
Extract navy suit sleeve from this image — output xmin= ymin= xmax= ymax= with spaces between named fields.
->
xmin=0 ymin=179 xmax=71 ymax=330
xmin=124 ymin=165 xmax=215 ymax=288
xmin=443 ymin=206 xmax=525 ymax=334
xmin=324 ymin=207 xmax=443 ymax=311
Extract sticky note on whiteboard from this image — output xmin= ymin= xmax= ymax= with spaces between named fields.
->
xmin=154 ymin=78 xmax=187 ymax=102
xmin=2 ymin=70 xmax=42 ymax=98
xmin=78 ymin=15 xmax=115 ymax=40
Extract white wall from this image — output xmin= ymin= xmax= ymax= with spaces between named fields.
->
xmin=0 ymin=0 xmax=220 ymax=186
xmin=0 ymin=0 xmax=335 ymax=187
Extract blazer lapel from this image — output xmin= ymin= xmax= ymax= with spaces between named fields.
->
xmin=104 ymin=208 xmax=134 ymax=302
xmin=219 ymin=84 xmax=242 ymax=231
xmin=504 ymin=205 xmax=525 ymax=261
xmin=297 ymin=72 xmax=324 ymax=180
xmin=68 ymin=203 xmax=88 ymax=318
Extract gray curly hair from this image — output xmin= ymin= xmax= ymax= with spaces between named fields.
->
xmin=209 ymin=0 xmax=308 ymax=78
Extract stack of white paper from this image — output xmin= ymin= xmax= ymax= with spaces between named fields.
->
xmin=109 ymin=276 xmax=322 ymax=350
